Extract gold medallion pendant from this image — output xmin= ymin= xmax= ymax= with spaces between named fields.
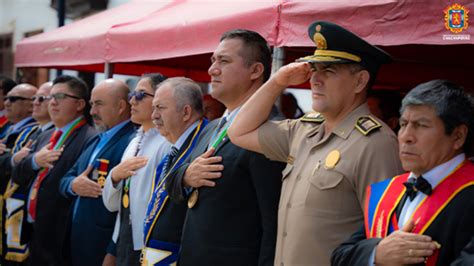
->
xmin=122 ymin=193 xmax=130 ymax=208
xmin=97 ymin=176 xmax=106 ymax=187
xmin=187 ymin=189 xmax=199 ymax=208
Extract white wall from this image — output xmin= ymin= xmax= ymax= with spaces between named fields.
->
xmin=0 ymin=0 xmax=59 ymax=51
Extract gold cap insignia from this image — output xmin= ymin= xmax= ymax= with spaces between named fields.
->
xmin=313 ymin=24 xmax=327 ymax=50
xmin=325 ymin=150 xmax=340 ymax=169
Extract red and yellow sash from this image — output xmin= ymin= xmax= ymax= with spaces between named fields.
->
xmin=365 ymin=161 xmax=474 ymax=265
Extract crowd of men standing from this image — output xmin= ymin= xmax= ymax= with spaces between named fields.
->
xmin=0 ymin=18 xmax=472 ymax=266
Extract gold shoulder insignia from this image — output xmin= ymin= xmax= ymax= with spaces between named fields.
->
xmin=355 ymin=115 xmax=381 ymax=136
xmin=300 ymin=112 xmax=325 ymax=123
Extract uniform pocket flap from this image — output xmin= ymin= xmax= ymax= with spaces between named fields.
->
xmin=310 ymin=168 xmax=344 ymax=190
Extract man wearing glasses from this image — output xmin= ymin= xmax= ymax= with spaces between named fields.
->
xmin=12 ymin=75 xmax=96 ymax=266
xmin=0 ymin=83 xmax=37 ymax=190
xmin=2 ymin=81 xmax=54 ymax=263
xmin=59 ymin=79 xmax=136 ymax=266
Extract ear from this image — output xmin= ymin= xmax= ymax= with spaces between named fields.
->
xmin=354 ymin=70 xmax=370 ymax=94
xmin=451 ymin=124 xmax=468 ymax=151
xmin=76 ymin=99 xmax=86 ymax=112
xmin=182 ymin=105 xmax=192 ymax=122
xmin=117 ymin=99 xmax=128 ymax=115
xmin=249 ymin=62 xmax=265 ymax=81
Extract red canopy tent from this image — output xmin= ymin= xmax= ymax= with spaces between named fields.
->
xmin=15 ymin=0 xmax=474 ymax=90
xmin=14 ymin=0 xmax=171 ymax=71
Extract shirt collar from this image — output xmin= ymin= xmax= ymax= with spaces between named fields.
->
xmin=101 ymin=119 xmax=129 ymax=139
xmin=58 ymin=116 xmax=84 ymax=133
xmin=173 ymin=120 xmax=199 ymax=150
xmin=11 ymin=116 xmax=34 ymax=133
xmin=409 ymin=153 xmax=466 ymax=189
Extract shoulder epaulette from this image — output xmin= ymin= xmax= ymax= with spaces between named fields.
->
xmin=300 ymin=112 xmax=325 ymax=123
xmin=355 ymin=115 xmax=381 ymax=136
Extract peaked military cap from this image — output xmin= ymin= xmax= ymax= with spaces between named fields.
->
xmin=297 ymin=21 xmax=392 ymax=74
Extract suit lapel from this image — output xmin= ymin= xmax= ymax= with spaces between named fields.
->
xmin=95 ymin=121 xmax=134 ymax=159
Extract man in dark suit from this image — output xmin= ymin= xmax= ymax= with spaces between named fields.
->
xmin=0 ymin=83 xmax=38 ymax=189
xmin=166 ymin=30 xmax=284 ymax=266
xmin=141 ymin=77 xmax=207 ymax=265
xmin=2 ymin=81 xmax=53 ymax=263
xmin=59 ymin=79 xmax=135 ymax=266
xmin=331 ymin=80 xmax=474 ymax=266
xmin=12 ymin=75 xmax=96 ymax=266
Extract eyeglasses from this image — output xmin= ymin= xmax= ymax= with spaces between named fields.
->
xmin=32 ymin=95 xmax=50 ymax=103
xmin=4 ymin=96 xmax=32 ymax=103
xmin=46 ymin=93 xmax=81 ymax=101
xmin=128 ymin=91 xmax=154 ymax=102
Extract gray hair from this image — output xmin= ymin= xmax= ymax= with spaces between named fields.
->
xmin=157 ymin=77 xmax=203 ymax=115
xmin=400 ymin=79 xmax=474 ymax=154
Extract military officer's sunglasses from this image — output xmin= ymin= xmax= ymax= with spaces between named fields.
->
xmin=4 ymin=96 xmax=32 ymax=103
xmin=128 ymin=91 xmax=154 ymax=102
xmin=46 ymin=92 xmax=81 ymax=101
xmin=31 ymin=95 xmax=50 ymax=103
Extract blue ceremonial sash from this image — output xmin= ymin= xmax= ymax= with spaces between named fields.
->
xmin=143 ymin=119 xmax=208 ymax=245
xmin=12 ymin=125 xmax=38 ymax=154
xmin=142 ymin=240 xmax=179 ymax=266
xmin=4 ymin=192 xmax=29 ymax=262
xmin=364 ymin=175 xmax=407 ymax=238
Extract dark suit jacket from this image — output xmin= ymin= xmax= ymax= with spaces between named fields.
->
xmin=12 ymin=121 xmax=96 ymax=266
xmin=451 ymin=237 xmax=474 ymax=266
xmin=0 ymin=117 xmax=37 ymax=194
xmin=331 ymin=186 xmax=474 ymax=266
xmin=167 ymin=119 xmax=284 ymax=266
xmin=59 ymin=121 xmax=135 ymax=266
xmin=149 ymin=125 xmax=201 ymax=246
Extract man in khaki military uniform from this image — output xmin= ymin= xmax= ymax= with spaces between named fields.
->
xmin=228 ymin=21 xmax=404 ymax=265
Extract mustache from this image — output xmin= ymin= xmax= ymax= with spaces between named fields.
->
xmin=152 ymin=119 xmax=163 ymax=126
xmin=92 ymin=114 xmax=102 ymax=121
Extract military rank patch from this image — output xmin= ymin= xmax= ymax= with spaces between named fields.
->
xmin=355 ymin=115 xmax=381 ymax=135
xmin=300 ymin=112 xmax=325 ymax=123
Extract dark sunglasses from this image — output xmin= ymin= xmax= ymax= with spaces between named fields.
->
xmin=128 ymin=91 xmax=154 ymax=102
xmin=32 ymin=95 xmax=50 ymax=103
xmin=46 ymin=93 xmax=81 ymax=101
xmin=5 ymin=96 xmax=32 ymax=103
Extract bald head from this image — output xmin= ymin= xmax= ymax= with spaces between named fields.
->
xmin=5 ymin=83 xmax=37 ymax=123
xmin=90 ymin=79 xmax=131 ymax=131
xmin=32 ymin=82 xmax=53 ymax=124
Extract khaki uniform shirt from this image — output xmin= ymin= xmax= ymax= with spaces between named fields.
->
xmin=258 ymin=104 xmax=404 ymax=266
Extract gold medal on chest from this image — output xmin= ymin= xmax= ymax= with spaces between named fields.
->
xmin=122 ymin=193 xmax=130 ymax=208
xmin=188 ymin=189 xmax=199 ymax=208
xmin=97 ymin=176 xmax=106 ymax=187
xmin=324 ymin=150 xmax=340 ymax=169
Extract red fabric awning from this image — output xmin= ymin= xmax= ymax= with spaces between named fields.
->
xmin=15 ymin=0 xmax=474 ymax=89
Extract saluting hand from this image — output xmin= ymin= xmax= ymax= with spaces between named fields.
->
xmin=272 ymin=62 xmax=313 ymax=88
xmin=374 ymin=219 xmax=437 ymax=265
xmin=71 ymin=165 xmax=102 ymax=198
xmin=13 ymin=140 xmax=34 ymax=164
xmin=34 ymin=143 xmax=64 ymax=168
xmin=110 ymin=156 xmax=148 ymax=184
xmin=183 ymin=148 xmax=223 ymax=188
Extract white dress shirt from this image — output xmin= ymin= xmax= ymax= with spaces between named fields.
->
xmin=102 ymin=126 xmax=170 ymax=250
